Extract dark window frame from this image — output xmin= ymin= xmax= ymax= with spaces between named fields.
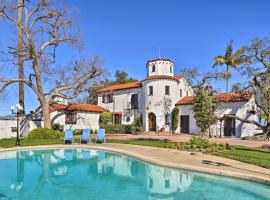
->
xmin=131 ymin=93 xmax=139 ymax=109
xmin=149 ymin=86 xmax=153 ymax=96
xmin=180 ymin=89 xmax=182 ymax=97
xmin=65 ymin=110 xmax=77 ymax=124
xmin=102 ymin=94 xmax=106 ymax=103
xmin=165 ymin=85 xmax=170 ymax=95
xmin=152 ymin=65 xmax=156 ymax=72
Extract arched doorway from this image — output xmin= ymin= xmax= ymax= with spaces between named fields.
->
xmin=148 ymin=113 xmax=156 ymax=131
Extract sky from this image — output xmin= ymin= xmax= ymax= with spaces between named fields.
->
xmin=0 ymin=0 xmax=270 ymax=115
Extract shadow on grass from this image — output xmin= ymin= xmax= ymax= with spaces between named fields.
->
xmin=134 ymin=138 xmax=172 ymax=142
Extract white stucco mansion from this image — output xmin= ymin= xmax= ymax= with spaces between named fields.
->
xmin=0 ymin=58 xmax=259 ymax=138
xmin=96 ymin=58 xmax=258 ymax=137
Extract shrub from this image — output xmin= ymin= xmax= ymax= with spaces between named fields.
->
xmin=133 ymin=116 xmax=142 ymax=133
xmin=52 ymin=123 xmax=63 ymax=131
xmin=28 ymin=128 xmax=63 ymax=139
xmin=100 ymin=124 xmax=134 ymax=134
xmin=171 ymin=107 xmax=179 ymax=133
xmin=166 ymin=136 xmax=226 ymax=153
xmin=100 ymin=112 xmax=112 ymax=126
xmin=74 ymin=129 xmax=83 ymax=135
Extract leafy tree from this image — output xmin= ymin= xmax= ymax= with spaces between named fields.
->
xmin=87 ymin=70 xmax=137 ymax=104
xmin=192 ymin=88 xmax=217 ymax=137
xmin=171 ymin=107 xmax=180 ymax=134
xmin=231 ymin=83 xmax=244 ymax=92
xmin=213 ymin=41 xmax=246 ymax=93
xmin=114 ymin=70 xmax=137 ymax=84
xmin=100 ymin=112 xmax=112 ymax=126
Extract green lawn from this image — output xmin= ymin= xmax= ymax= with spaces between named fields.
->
xmin=0 ymin=137 xmax=270 ymax=170
xmin=0 ymin=138 xmax=63 ymax=148
xmin=213 ymin=146 xmax=270 ymax=169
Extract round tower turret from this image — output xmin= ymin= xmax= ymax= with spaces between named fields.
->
xmin=146 ymin=58 xmax=174 ymax=77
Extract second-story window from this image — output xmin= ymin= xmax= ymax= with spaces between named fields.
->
xmin=102 ymin=94 xmax=113 ymax=103
xmin=170 ymin=66 xmax=172 ymax=73
xmin=149 ymin=86 xmax=153 ymax=96
xmin=102 ymin=94 xmax=106 ymax=103
xmin=152 ymin=65 xmax=155 ymax=72
xmin=180 ymin=89 xmax=182 ymax=97
xmin=165 ymin=86 xmax=170 ymax=95
xmin=131 ymin=94 xmax=138 ymax=109
xmin=186 ymin=91 xmax=189 ymax=96
xmin=108 ymin=94 xmax=113 ymax=103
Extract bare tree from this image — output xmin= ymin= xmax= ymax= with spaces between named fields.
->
xmin=0 ymin=1 xmax=104 ymax=128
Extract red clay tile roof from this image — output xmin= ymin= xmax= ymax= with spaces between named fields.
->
xmin=97 ymin=81 xmax=142 ymax=93
xmin=50 ymin=103 xmax=108 ymax=113
xmin=142 ymin=75 xmax=184 ymax=82
xmin=97 ymin=76 xmax=185 ymax=93
xmin=176 ymin=96 xmax=194 ymax=105
xmin=176 ymin=92 xmax=253 ymax=105
xmin=146 ymin=58 xmax=174 ymax=65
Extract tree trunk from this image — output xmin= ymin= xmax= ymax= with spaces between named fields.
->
xmin=18 ymin=0 xmax=24 ymax=116
xmin=226 ymin=65 xmax=229 ymax=93
xmin=41 ymin=100 xmax=51 ymax=129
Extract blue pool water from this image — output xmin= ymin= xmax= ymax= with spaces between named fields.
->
xmin=0 ymin=148 xmax=269 ymax=200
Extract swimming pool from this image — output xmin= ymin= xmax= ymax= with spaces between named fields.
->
xmin=0 ymin=148 xmax=269 ymax=200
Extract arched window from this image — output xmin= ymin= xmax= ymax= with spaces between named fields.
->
xmin=152 ymin=65 xmax=155 ymax=72
xmin=170 ymin=66 xmax=172 ymax=73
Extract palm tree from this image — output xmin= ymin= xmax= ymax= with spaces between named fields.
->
xmin=213 ymin=41 xmax=245 ymax=93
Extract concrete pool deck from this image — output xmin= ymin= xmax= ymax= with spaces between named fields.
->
xmin=1 ymin=143 xmax=270 ymax=185
xmin=106 ymin=133 xmax=270 ymax=148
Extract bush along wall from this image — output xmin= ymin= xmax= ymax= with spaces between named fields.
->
xmin=100 ymin=124 xmax=135 ymax=134
xmin=28 ymin=128 xmax=64 ymax=139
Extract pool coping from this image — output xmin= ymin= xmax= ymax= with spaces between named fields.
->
xmin=1 ymin=144 xmax=270 ymax=186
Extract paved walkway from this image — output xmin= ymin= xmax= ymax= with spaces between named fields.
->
xmin=106 ymin=133 xmax=270 ymax=148
xmin=3 ymin=143 xmax=270 ymax=185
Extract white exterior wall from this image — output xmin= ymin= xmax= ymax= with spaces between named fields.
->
xmin=50 ymin=110 xmax=100 ymax=131
xmin=142 ymin=79 xmax=181 ymax=132
xmin=98 ymin=87 xmax=143 ymax=125
xmin=147 ymin=60 xmax=174 ymax=77
xmin=0 ymin=119 xmax=43 ymax=138
xmin=178 ymin=97 xmax=258 ymax=137
xmin=212 ymin=97 xmax=258 ymax=137
xmin=0 ymin=119 xmax=17 ymax=138
xmin=178 ymin=105 xmax=201 ymax=135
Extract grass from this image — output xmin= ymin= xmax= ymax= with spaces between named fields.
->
xmin=0 ymin=137 xmax=270 ymax=169
xmin=0 ymin=138 xmax=63 ymax=148
xmin=213 ymin=146 xmax=270 ymax=169
xmin=107 ymin=139 xmax=169 ymax=148
xmin=0 ymin=138 xmax=169 ymax=148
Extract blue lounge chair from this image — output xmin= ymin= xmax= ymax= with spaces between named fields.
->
xmin=63 ymin=129 xmax=74 ymax=144
xmin=95 ymin=129 xmax=106 ymax=144
xmin=80 ymin=129 xmax=91 ymax=144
